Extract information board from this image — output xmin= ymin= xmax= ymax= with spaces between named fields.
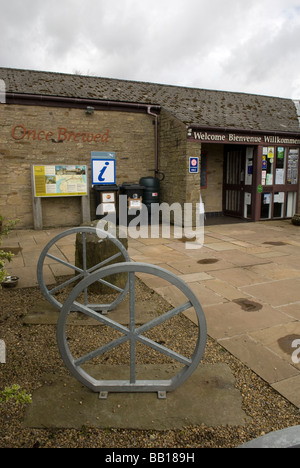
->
xmin=33 ymin=165 xmax=88 ymax=197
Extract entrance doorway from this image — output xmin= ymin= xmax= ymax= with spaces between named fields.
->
xmin=223 ymin=146 xmax=255 ymax=220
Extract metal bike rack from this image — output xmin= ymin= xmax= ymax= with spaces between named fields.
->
xmin=37 ymin=228 xmax=207 ymax=398
xmin=56 ymin=262 xmax=207 ymax=398
xmin=37 ymin=227 xmax=130 ymax=312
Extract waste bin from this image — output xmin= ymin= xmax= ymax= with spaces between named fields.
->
xmin=93 ymin=184 xmax=119 ymax=220
xmin=119 ymin=183 xmax=145 ymax=225
xmin=139 ymin=177 xmax=160 ymax=219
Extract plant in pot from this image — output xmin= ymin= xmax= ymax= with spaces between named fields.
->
xmin=0 ymin=215 xmax=19 ymax=288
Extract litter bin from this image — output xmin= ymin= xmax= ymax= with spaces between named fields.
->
xmin=139 ymin=176 xmax=160 ymax=219
xmin=93 ymin=184 xmax=119 ymax=220
xmin=119 ymin=183 xmax=145 ymax=225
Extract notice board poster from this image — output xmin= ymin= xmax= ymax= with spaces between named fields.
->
xmin=33 ymin=165 xmax=88 ymax=197
xmin=287 ymin=149 xmax=299 ymax=185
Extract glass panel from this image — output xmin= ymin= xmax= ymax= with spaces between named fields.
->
xmin=244 ymin=193 xmax=252 ymax=219
xmin=262 ymin=147 xmax=274 ymax=186
xmin=226 ymin=190 xmax=240 ymax=213
xmin=275 ymin=147 xmax=286 ymax=185
xmin=261 ymin=193 xmax=272 ymax=219
xmin=273 ymin=192 xmax=285 ymax=218
xmin=245 ymin=148 xmax=253 ymax=186
xmin=286 ymin=192 xmax=297 ymax=217
xmin=287 ymin=149 xmax=299 ymax=185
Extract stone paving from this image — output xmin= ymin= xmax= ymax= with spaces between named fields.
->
xmin=2 ymin=219 xmax=300 ymax=408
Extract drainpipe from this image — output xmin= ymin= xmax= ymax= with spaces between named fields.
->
xmin=147 ymin=105 xmax=159 ymax=178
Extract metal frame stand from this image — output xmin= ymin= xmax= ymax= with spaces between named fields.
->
xmin=37 ymin=228 xmax=207 ymax=398
xmin=56 ymin=262 xmax=207 ymax=398
xmin=37 ymin=227 xmax=130 ymax=312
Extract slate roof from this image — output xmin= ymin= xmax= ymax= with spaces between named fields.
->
xmin=0 ymin=67 xmax=299 ymax=133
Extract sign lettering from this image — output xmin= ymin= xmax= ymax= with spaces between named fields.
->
xmin=12 ymin=125 xmax=110 ymax=144
xmin=188 ymin=129 xmax=300 ymax=146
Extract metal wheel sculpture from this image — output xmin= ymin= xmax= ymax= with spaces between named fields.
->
xmin=56 ymin=262 xmax=207 ymax=397
xmin=37 ymin=227 xmax=130 ymax=312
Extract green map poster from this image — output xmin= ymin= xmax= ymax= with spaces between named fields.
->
xmin=33 ymin=165 xmax=88 ymax=197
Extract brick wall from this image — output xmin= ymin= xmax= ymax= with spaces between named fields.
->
xmin=0 ymin=104 xmax=157 ymax=227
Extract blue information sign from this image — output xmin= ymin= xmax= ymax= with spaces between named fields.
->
xmin=92 ymin=159 xmax=116 ymax=185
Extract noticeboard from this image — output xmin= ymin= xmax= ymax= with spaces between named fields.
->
xmin=33 ymin=165 xmax=88 ymax=197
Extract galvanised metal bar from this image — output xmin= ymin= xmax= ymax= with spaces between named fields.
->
xmin=129 ymin=271 xmax=136 ymax=384
xmin=56 ymin=262 xmax=207 ymax=396
xmin=37 ymin=227 xmax=130 ymax=312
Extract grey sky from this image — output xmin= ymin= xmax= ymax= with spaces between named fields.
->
xmin=0 ymin=0 xmax=300 ymax=98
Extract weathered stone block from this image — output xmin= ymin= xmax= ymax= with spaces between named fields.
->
xmin=75 ymin=221 xmax=128 ymax=294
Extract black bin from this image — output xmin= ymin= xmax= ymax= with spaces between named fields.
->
xmin=139 ymin=177 xmax=160 ymax=218
xmin=93 ymin=184 xmax=119 ymax=220
xmin=119 ymin=183 xmax=145 ymax=225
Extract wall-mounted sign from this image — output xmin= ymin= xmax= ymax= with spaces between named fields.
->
xmin=33 ymin=165 xmax=88 ymax=197
xmin=92 ymin=159 xmax=116 ymax=185
xmin=257 ymin=185 xmax=263 ymax=194
xmin=188 ymin=129 xmax=300 ymax=146
xmin=12 ymin=125 xmax=110 ymax=144
xmin=189 ymin=157 xmax=199 ymax=173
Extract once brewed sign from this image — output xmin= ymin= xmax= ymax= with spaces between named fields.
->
xmin=12 ymin=125 xmax=110 ymax=144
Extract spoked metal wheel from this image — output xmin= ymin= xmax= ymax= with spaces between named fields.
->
xmin=57 ymin=262 xmax=207 ymax=397
xmin=37 ymin=227 xmax=130 ymax=312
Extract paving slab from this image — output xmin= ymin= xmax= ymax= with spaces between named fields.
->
xmin=218 ymin=334 xmax=299 ymax=384
xmin=204 ymin=302 xmax=291 ymax=340
xmin=209 ymin=267 xmax=268 ymax=287
xmin=23 ymin=363 xmax=250 ymax=430
xmin=277 ymin=303 xmax=300 ymax=321
xmin=241 ymin=278 xmax=300 ymax=307
xmin=246 ymin=263 xmax=300 ymax=281
xmin=204 ymin=278 xmax=250 ymax=301
xmin=250 ymin=322 xmax=300 ymax=367
xmin=272 ymin=376 xmax=300 ymax=408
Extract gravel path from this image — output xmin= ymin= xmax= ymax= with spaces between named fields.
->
xmin=1 ymin=281 xmax=300 ymax=448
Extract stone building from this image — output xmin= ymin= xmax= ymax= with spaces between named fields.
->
xmin=0 ymin=67 xmax=299 ymax=228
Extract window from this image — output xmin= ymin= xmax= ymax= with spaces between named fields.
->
xmin=275 ymin=147 xmax=286 ymax=185
xmin=287 ymin=149 xmax=299 ymax=185
xmin=262 ymin=147 xmax=274 ymax=186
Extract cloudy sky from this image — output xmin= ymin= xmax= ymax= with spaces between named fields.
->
xmin=1 ymin=0 xmax=300 ymax=99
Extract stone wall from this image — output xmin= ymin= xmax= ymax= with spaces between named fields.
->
xmin=158 ymin=109 xmax=202 ymax=227
xmin=159 ymin=109 xmax=201 ymax=205
xmin=0 ymin=104 xmax=157 ymax=227
xmin=201 ymin=143 xmax=224 ymax=214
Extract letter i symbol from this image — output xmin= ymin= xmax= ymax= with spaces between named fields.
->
xmin=98 ymin=162 xmax=110 ymax=182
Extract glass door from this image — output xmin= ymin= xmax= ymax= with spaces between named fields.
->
xmin=224 ymin=148 xmax=245 ymax=218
